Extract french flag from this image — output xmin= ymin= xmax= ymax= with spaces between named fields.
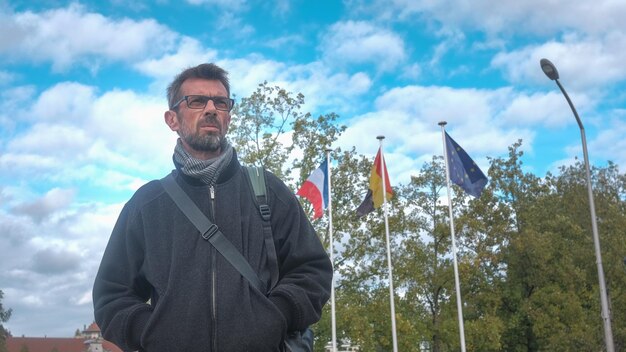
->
xmin=296 ymin=159 xmax=329 ymax=219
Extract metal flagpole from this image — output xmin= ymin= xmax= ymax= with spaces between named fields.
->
xmin=326 ymin=148 xmax=338 ymax=352
xmin=377 ymin=135 xmax=399 ymax=352
xmin=438 ymin=122 xmax=467 ymax=352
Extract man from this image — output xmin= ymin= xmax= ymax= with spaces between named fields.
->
xmin=93 ymin=63 xmax=332 ymax=352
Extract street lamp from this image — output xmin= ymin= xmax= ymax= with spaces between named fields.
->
xmin=540 ymin=58 xmax=615 ymax=352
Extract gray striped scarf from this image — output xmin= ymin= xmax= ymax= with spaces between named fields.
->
xmin=173 ymin=138 xmax=234 ymax=186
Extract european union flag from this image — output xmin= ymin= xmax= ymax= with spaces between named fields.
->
xmin=445 ymin=132 xmax=488 ymax=197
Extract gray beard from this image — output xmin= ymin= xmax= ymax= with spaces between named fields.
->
xmin=183 ymin=133 xmax=223 ymax=152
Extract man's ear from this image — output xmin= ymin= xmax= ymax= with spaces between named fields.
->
xmin=164 ymin=110 xmax=179 ymax=131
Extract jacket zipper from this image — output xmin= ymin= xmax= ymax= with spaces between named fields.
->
xmin=210 ymin=185 xmax=217 ymax=352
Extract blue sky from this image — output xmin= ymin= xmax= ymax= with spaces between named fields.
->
xmin=1 ymin=0 xmax=625 ymax=338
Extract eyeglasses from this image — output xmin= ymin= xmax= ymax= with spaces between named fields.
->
xmin=171 ymin=95 xmax=234 ymax=111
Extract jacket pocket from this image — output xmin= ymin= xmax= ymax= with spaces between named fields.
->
xmin=139 ymin=285 xmax=212 ymax=352
xmin=215 ymin=288 xmax=286 ymax=351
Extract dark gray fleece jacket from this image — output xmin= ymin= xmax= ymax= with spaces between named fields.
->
xmin=93 ymin=152 xmax=332 ymax=352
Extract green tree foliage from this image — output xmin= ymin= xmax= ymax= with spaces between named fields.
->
xmin=230 ymin=84 xmax=626 ymax=351
xmin=0 ymin=290 xmax=12 ymax=352
xmin=230 ymin=82 xmax=307 ymax=183
xmin=457 ymin=144 xmax=626 ymax=351
xmin=396 ymin=157 xmax=454 ymax=352
xmin=229 ymin=82 xmax=305 ymax=182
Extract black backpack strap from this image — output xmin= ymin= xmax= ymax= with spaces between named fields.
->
xmin=244 ymin=166 xmax=279 ymax=290
xmin=160 ymin=174 xmax=265 ymax=292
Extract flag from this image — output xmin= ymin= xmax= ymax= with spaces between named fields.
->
xmin=444 ymin=132 xmax=488 ymax=197
xmin=356 ymin=147 xmax=393 ymax=217
xmin=296 ymin=159 xmax=329 ymax=219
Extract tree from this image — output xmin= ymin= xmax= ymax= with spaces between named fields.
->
xmin=475 ymin=141 xmax=547 ymax=352
xmin=230 ymin=82 xmax=308 ymax=183
xmin=396 ymin=156 xmax=454 ymax=352
xmin=472 ymin=143 xmax=626 ymax=351
xmin=229 ymin=82 xmax=626 ymax=351
xmin=0 ymin=290 xmax=12 ymax=352
xmin=543 ymin=161 xmax=626 ymax=350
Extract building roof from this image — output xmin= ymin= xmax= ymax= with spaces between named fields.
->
xmin=84 ymin=322 xmax=101 ymax=333
xmin=6 ymin=336 xmax=122 ymax=352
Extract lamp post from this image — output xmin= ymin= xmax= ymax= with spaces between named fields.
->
xmin=540 ymin=58 xmax=614 ymax=352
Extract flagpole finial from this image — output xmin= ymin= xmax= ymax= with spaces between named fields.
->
xmin=438 ymin=121 xmax=447 ymax=126
xmin=377 ymin=135 xmax=385 ymax=140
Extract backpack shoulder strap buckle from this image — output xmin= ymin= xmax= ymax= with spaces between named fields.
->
xmin=259 ymin=204 xmax=271 ymax=221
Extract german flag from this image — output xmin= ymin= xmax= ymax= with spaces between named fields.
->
xmin=356 ymin=147 xmax=392 ymax=217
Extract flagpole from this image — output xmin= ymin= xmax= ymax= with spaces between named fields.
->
xmin=326 ymin=148 xmax=338 ymax=352
xmin=438 ymin=122 xmax=467 ymax=352
xmin=377 ymin=135 xmax=399 ymax=352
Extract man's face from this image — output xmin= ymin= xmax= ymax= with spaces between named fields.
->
xmin=165 ymin=78 xmax=231 ymax=159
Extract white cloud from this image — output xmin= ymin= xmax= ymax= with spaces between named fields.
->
xmin=352 ymin=0 xmax=626 ymax=37
xmin=265 ymin=34 xmax=306 ymax=50
xmin=21 ymin=295 xmax=45 ymax=307
xmin=167 ymin=1 xmax=253 ymax=34
xmin=134 ymin=37 xmax=219 ymax=93
xmin=1 ymin=199 xmax=122 ymax=336
xmin=221 ymin=56 xmax=288 ymax=97
xmin=428 ymin=27 xmax=466 ymax=69
xmin=588 ymin=112 xmax=626 ymax=168
xmin=0 ymin=85 xmax=37 ymax=133
xmin=10 ymin=188 xmax=76 ymax=223
xmin=220 ymin=57 xmax=373 ymax=115
xmin=336 ymin=84 xmax=539 ymax=184
xmin=31 ymin=247 xmax=82 ymax=274
xmin=319 ymin=20 xmax=407 ymax=72
xmin=272 ymin=0 xmax=292 ymax=17
xmin=0 ymin=70 xmax=15 ymax=85
xmin=277 ymin=64 xmax=372 ymax=114
xmin=28 ymin=82 xmax=97 ymax=123
xmin=401 ymin=63 xmax=422 ymax=80
xmin=89 ymin=89 xmax=174 ymax=164
xmin=186 ymin=0 xmax=246 ymax=7
xmin=374 ymin=85 xmax=507 ymax=133
xmin=492 ymin=32 xmax=626 ymax=90
xmin=0 ymin=4 xmax=178 ymax=71
xmin=7 ymin=123 xmax=90 ymax=159
xmin=1 ymin=82 xmax=175 ymax=191
xmin=213 ymin=10 xmax=255 ymax=35
xmin=76 ymin=290 xmax=92 ymax=306
xmin=139 ymin=48 xmax=373 ymax=117
xmin=497 ymin=91 xmax=586 ymax=128
xmin=0 ymin=153 xmax=61 ymax=176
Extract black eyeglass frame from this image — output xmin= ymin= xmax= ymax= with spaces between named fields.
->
xmin=170 ymin=95 xmax=235 ymax=111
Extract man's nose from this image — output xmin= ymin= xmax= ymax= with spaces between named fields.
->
xmin=203 ymin=108 xmax=218 ymax=120
xmin=204 ymin=99 xmax=218 ymax=112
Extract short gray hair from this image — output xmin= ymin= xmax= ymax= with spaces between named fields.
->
xmin=166 ymin=63 xmax=230 ymax=109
